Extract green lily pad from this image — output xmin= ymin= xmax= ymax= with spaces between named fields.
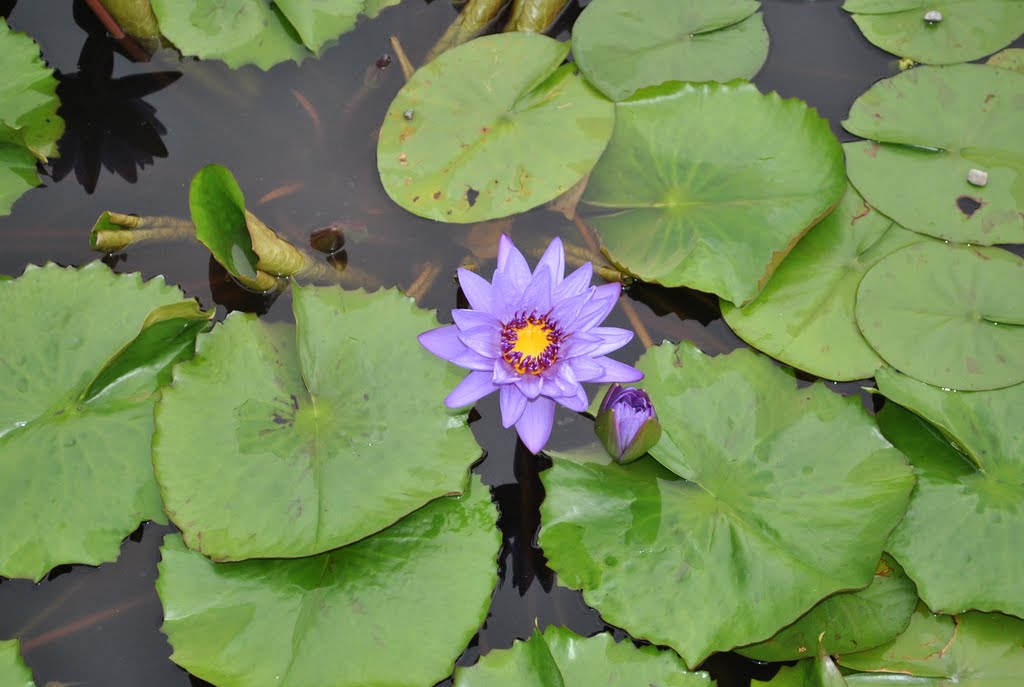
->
xmin=571 ymin=0 xmax=769 ymax=102
xmin=583 ymin=81 xmax=845 ymax=306
xmin=843 ymin=1 xmax=1024 ymax=65
xmin=843 ymin=64 xmax=1024 ymax=245
xmin=839 ymin=605 xmax=1024 ymax=685
xmin=987 ymin=47 xmax=1024 ymax=73
xmin=377 ymin=32 xmax=614 ymax=223
xmin=0 ymin=18 xmax=64 ymax=216
xmin=874 ymin=368 xmax=1024 ymax=617
xmin=722 ymin=186 xmax=930 ymax=381
xmin=153 ymin=284 xmax=481 ymax=561
xmin=189 ymin=164 xmax=259 ymax=280
xmin=157 ymin=476 xmax=499 ymax=687
xmin=0 ymin=640 xmax=35 ymax=687
xmin=738 ymin=555 xmax=918 ymax=662
xmin=453 ymin=626 xmax=711 ymax=687
xmin=754 ymin=637 xmax=848 ymax=687
xmin=539 ymin=342 xmax=915 ymax=667
xmin=149 ymin=0 xmax=401 ymax=70
xmin=855 ymin=242 xmax=1024 ymax=391
xmin=0 ymin=262 xmax=208 ymax=581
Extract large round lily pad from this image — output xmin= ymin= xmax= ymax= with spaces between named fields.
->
xmin=149 ymin=0 xmax=401 ymax=69
xmin=453 ymin=626 xmax=711 ymax=687
xmin=843 ymin=0 xmax=1024 ymax=65
xmin=839 ymin=605 xmax=1024 ymax=684
xmin=843 ymin=64 xmax=1024 ymax=245
xmin=875 ymin=369 xmax=1024 ymax=618
xmin=723 ymin=186 xmax=930 ymax=381
xmin=738 ymin=555 xmax=918 ymax=662
xmin=153 ymin=285 xmax=481 ymax=561
xmin=571 ymin=0 xmax=769 ymax=102
xmin=539 ymin=342 xmax=915 ymax=667
xmin=377 ymin=32 xmax=614 ymax=223
xmin=0 ymin=641 xmax=35 ymax=687
xmin=0 ymin=18 xmax=64 ymax=216
xmin=0 ymin=263 xmax=206 ymax=581
xmin=158 ymin=476 xmax=499 ymax=687
xmin=855 ymin=242 xmax=1024 ymax=391
xmin=583 ymin=81 xmax=845 ymax=306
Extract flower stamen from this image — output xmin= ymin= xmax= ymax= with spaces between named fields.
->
xmin=501 ymin=310 xmax=562 ymax=375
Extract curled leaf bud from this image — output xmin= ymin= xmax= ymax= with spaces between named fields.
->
xmin=594 ymin=384 xmax=662 ymax=464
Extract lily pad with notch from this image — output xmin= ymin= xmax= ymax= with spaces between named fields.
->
xmin=571 ymin=0 xmax=769 ymax=102
xmin=838 ymin=604 xmax=1024 ymax=684
xmin=722 ymin=186 xmax=931 ymax=381
xmin=377 ymin=32 xmax=615 ymax=223
xmin=0 ymin=262 xmax=211 ymax=581
xmin=153 ymin=284 xmax=482 ymax=561
xmin=453 ymin=626 xmax=711 ymax=687
xmin=874 ymin=369 xmax=1024 ymax=618
xmin=583 ymin=80 xmax=845 ymax=306
xmin=843 ymin=0 xmax=1024 ymax=65
xmin=539 ymin=342 xmax=915 ymax=667
xmin=157 ymin=476 xmax=499 ymax=687
xmin=843 ymin=64 xmax=1024 ymax=245
xmin=855 ymin=242 xmax=1024 ymax=391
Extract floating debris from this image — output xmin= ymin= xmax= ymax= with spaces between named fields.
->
xmin=403 ymin=109 xmax=415 ymax=120
xmin=923 ymin=10 xmax=943 ymax=24
xmin=967 ymin=168 xmax=989 ymax=187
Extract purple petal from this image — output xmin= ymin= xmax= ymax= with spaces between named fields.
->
xmin=570 ymin=282 xmax=621 ymax=332
xmin=449 ymin=347 xmax=494 ymax=371
xmin=459 ymin=325 xmax=501 ymax=358
xmin=550 ymin=361 xmax=580 ymax=397
xmin=445 ymin=370 xmax=498 ymax=408
xmin=559 ymin=331 xmax=604 ymax=359
xmin=548 ymin=290 xmax=591 ymax=330
xmin=515 ymin=396 xmax=556 ymax=454
xmin=499 ymin=385 xmax=528 ymax=428
xmin=517 ymin=373 xmax=543 ymax=399
xmin=555 ymin=262 xmax=593 ymax=299
xmin=519 ymin=266 xmax=552 ymax=314
xmin=554 ymin=384 xmax=589 ymax=413
xmin=497 ymin=234 xmax=531 ymax=292
xmin=493 ymin=359 xmax=520 ymax=384
xmin=566 ymin=356 xmax=606 ymax=382
xmin=457 ymin=269 xmax=492 ymax=313
xmin=592 ymin=356 xmax=644 ymax=383
xmin=489 ymin=267 xmax=519 ymax=322
xmin=535 ymin=237 xmax=565 ymax=284
xmin=419 ymin=325 xmax=467 ymax=361
xmin=452 ymin=308 xmax=501 ymax=331
xmin=587 ymin=327 xmax=634 ymax=357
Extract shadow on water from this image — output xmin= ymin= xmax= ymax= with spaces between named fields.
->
xmin=2 ymin=0 xmax=1019 ymax=685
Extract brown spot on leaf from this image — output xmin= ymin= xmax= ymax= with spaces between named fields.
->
xmin=966 ymin=358 xmax=980 ymax=373
xmin=865 ymin=142 xmax=880 ymax=158
xmin=851 ymin=204 xmax=871 ymax=224
xmin=957 ymin=196 xmax=983 ymax=217
xmin=433 ymin=191 xmax=442 ymax=200
xmin=481 ymin=127 xmax=490 ymax=134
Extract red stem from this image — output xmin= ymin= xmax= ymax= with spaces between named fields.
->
xmin=82 ymin=0 xmax=152 ymax=63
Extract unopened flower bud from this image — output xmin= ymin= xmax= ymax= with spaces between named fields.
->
xmin=594 ymin=385 xmax=661 ymax=464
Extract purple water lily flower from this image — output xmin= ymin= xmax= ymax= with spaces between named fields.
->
xmin=419 ymin=235 xmax=643 ymax=454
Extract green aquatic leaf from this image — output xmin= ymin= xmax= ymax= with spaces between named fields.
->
xmin=189 ymin=164 xmax=259 ymax=280
xmin=855 ymin=242 xmax=1024 ymax=391
xmin=843 ymin=0 xmax=1024 ymax=65
xmin=754 ymin=636 xmax=848 ymax=687
xmin=153 ymin=285 xmax=481 ymax=561
xmin=0 ymin=640 xmax=35 ymax=687
xmin=584 ymin=81 xmax=845 ymax=305
xmin=875 ymin=369 xmax=1024 ymax=617
xmin=839 ymin=605 xmax=1024 ymax=685
xmin=722 ymin=186 xmax=930 ymax=381
xmin=377 ymin=32 xmax=614 ymax=223
xmin=539 ymin=342 xmax=915 ymax=667
xmin=843 ymin=64 xmax=1024 ymax=245
xmin=987 ymin=47 xmax=1024 ymax=73
xmin=158 ymin=476 xmax=499 ymax=687
xmin=453 ymin=626 xmax=711 ymax=687
xmin=149 ymin=0 xmax=400 ymax=70
xmin=0 ymin=18 xmax=64 ymax=216
xmin=739 ymin=555 xmax=918 ymax=662
xmin=0 ymin=263 xmax=201 ymax=581
xmin=572 ymin=0 xmax=769 ymax=101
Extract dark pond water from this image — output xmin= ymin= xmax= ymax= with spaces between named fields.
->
xmin=3 ymin=1 xmax=1015 ymax=685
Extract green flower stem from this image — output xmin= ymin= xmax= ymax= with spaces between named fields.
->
xmin=91 ymin=212 xmax=196 ymax=252
xmin=426 ymin=0 xmax=509 ymax=61
xmin=504 ymin=0 xmax=570 ymax=32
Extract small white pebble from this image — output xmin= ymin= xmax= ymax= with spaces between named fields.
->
xmin=967 ymin=169 xmax=989 ymax=186
xmin=924 ymin=10 xmax=943 ymax=23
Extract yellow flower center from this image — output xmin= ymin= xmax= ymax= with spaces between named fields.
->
xmin=500 ymin=312 xmax=562 ymax=375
